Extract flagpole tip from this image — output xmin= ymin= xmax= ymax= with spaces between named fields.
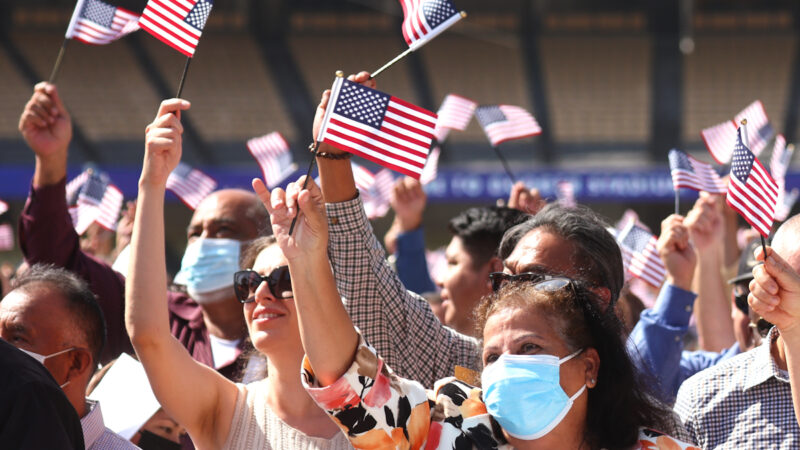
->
xmin=460 ymin=11 xmax=467 ymax=17
xmin=740 ymin=118 xmax=748 ymax=126
xmin=335 ymin=70 xmax=344 ymax=78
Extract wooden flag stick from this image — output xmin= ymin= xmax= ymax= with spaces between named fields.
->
xmin=492 ymin=146 xmax=516 ymax=183
xmin=49 ymin=39 xmax=70 ymax=84
xmin=175 ymin=57 xmax=193 ymax=98
xmin=288 ymin=142 xmax=319 ymax=236
xmin=370 ymin=48 xmax=413 ymax=79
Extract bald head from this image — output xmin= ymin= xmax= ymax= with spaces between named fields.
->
xmin=187 ymin=189 xmax=270 ymax=243
xmin=771 ymin=215 xmax=800 ymax=272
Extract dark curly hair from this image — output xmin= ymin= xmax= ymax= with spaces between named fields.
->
xmin=448 ymin=206 xmax=529 ymax=268
xmin=474 ymin=280 xmax=673 ymax=449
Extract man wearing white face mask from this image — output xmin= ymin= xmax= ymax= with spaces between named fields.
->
xmin=18 ymin=85 xmax=269 ymax=379
xmin=0 ymin=264 xmax=137 ymax=449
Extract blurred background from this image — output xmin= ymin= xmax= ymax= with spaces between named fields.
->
xmin=1 ymin=0 xmax=799 ymax=262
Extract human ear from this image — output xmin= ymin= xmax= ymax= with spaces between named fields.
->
xmin=67 ymin=348 xmax=93 ymax=384
xmin=582 ymin=348 xmax=600 ymax=388
xmin=485 ymin=257 xmax=503 ymax=290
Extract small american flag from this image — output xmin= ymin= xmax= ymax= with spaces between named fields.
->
xmin=668 ymin=149 xmax=726 ymax=194
xmin=65 ymin=0 xmax=140 ymax=45
xmin=770 ymin=135 xmax=793 ymax=183
xmin=74 ymin=172 xmax=123 ymax=233
xmin=701 ymin=100 xmax=773 ymax=164
xmin=0 ymin=224 xmax=13 ymax=251
xmin=166 ymin=162 xmax=217 ymax=210
xmin=420 ymin=146 xmax=440 ymax=185
xmin=727 ymin=127 xmax=779 ymax=238
xmin=66 ymin=169 xmax=92 ymax=205
xmin=775 ymin=178 xmax=799 ymax=222
xmin=434 ymin=94 xmax=476 ymax=141
xmin=139 ymin=0 xmax=213 ymax=57
xmin=555 ymin=180 xmax=576 ymax=208
xmin=352 ymin=163 xmax=394 ymax=220
xmin=318 ymin=77 xmax=437 ymax=180
xmin=475 ymin=104 xmax=541 ymax=147
xmin=0 ymin=200 xmax=7 ymax=217
xmin=617 ymin=221 xmax=666 ymax=288
xmin=400 ymin=0 xmax=464 ymax=51
xmin=247 ymin=132 xmax=297 ymax=189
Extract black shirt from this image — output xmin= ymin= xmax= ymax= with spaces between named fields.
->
xmin=0 ymin=338 xmax=84 ymax=449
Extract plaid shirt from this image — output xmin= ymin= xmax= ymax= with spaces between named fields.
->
xmin=674 ymin=327 xmax=799 ymax=449
xmin=326 ymin=196 xmax=480 ymax=388
xmin=81 ymin=400 xmax=139 ymax=449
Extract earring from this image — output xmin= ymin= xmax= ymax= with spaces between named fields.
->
xmin=590 ymin=378 xmax=596 ymax=386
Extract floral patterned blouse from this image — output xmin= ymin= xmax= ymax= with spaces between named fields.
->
xmin=302 ymin=335 xmax=698 ymax=449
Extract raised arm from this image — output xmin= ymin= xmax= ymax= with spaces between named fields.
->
xmin=313 ymin=72 xmax=479 ymax=387
xmin=387 ymin=177 xmax=437 ymax=294
xmin=685 ymin=194 xmax=733 ymax=351
xmin=750 ymin=246 xmax=800 ymax=428
xmin=125 ymin=99 xmax=237 ymax=448
xmin=17 ymin=82 xmax=131 ymax=363
xmin=255 ymin=176 xmax=358 ymax=384
xmin=627 ymin=214 xmax=697 ymax=401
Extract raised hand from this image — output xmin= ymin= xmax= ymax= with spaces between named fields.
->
xmin=750 ymin=247 xmax=800 ymax=334
xmin=391 ymin=177 xmax=426 ymax=231
xmin=507 ymin=181 xmax=545 ymax=214
xmin=657 ymin=214 xmax=697 ymax=290
xmin=252 ymin=175 xmax=328 ymax=261
xmin=19 ymin=82 xmax=72 ymax=160
xmin=684 ymin=193 xmax=724 ymax=252
xmin=140 ymin=99 xmax=190 ymax=187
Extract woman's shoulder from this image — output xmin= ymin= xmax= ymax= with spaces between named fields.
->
xmin=634 ymin=428 xmax=700 ymax=450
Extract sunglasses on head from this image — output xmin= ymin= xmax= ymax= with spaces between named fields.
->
xmin=233 ymin=267 xmax=292 ymax=303
xmin=489 ymin=272 xmax=575 ymax=294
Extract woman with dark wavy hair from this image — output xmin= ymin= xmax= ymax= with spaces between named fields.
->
xmin=259 ymin=174 xmax=696 ymax=449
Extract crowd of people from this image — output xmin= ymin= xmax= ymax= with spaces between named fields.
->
xmin=3 ymin=70 xmax=800 ymax=449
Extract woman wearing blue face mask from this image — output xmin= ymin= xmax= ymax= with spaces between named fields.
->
xmin=262 ymin=176 xmax=696 ymax=449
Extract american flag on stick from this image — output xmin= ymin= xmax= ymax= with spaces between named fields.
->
xmin=66 ymin=169 xmax=92 ymax=206
xmin=73 ymin=172 xmax=123 ymax=234
xmin=247 ymin=132 xmax=297 ymax=189
xmin=0 ymin=224 xmax=13 ymax=251
xmin=420 ymin=146 xmax=440 ymax=185
xmin=166 ymin=162 xmax=217 ymax=210
xmin=668 ymin=149 xmax=726 ymax=194
xmin=475 ymin=105 xmax=541 ymax=147
xmin=352 ymin=163 xmax=394 ymax=220
xmin=139 ymin=0 xmax=213 ymax=57
xmin=400 ymin=0 xmax=464 ymax=51
xmin=317 ymin=77 xmax=437 ymax=180
xmin=727 ymin=125 xmax=779 ymax=238
xmin=616 ymin=221 xmax=666 ymax=288
xmin=701 ymin=100 xmax=773 ymax=164
xmin=434 ymin=94 xmax=476 ymax=141
xmin=770 ymin=135 xmax=793 ymax=183
xmin=65 ymin=0 xmax=140 ymax=45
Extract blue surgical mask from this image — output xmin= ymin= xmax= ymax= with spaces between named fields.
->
xmin=481 ymin=349 xmax=586 ymax=440
xmin=174 ymin=238 xmax=241 ymax=302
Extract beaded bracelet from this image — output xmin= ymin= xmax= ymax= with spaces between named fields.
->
xmin=310 ymin=142 xmax=351 ymax=160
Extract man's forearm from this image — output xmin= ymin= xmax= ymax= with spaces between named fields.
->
xmin=317 ymin=143 xmax=357 ymax=203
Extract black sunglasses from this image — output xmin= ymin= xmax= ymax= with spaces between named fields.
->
xmin=489 ymin=272 xmax=574 ymax=294
xmin=233 ymin=267 xmax=292 ymax=303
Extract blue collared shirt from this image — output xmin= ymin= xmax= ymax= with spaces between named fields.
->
xmin=394 ymin=228 xmax=437 ymax=295
xmin=674 ymin=327 xmax=798 ymax=448
xmin=627 ymin=284 xmax=740 ymax=403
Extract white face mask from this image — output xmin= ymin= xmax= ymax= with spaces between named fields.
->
xmin=18 ymin=347 xmax=75 ymax=389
